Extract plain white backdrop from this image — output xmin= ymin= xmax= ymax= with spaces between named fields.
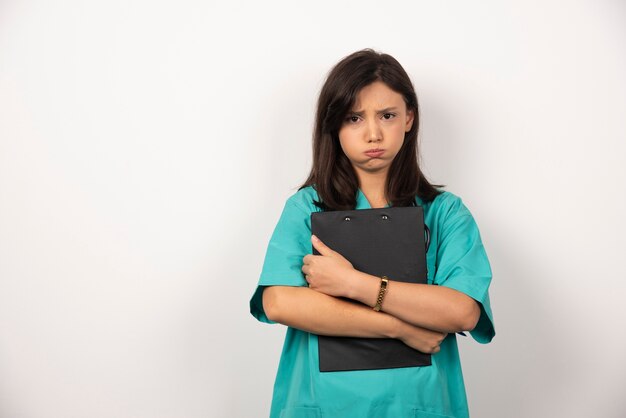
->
xmin=1 ymin=1 xmax=625 ymax=417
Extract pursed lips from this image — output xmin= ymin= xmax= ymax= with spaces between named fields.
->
xmin=364 ymin=149 xmax=384 ymax=156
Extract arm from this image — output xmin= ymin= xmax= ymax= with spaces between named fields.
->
xmin=346 ymin=271 xmax=480 ymax=333
xmin=303 ymin=235 xmax=480 ymax=334
xmin=262 ymin=285 xmax=447 ymax=354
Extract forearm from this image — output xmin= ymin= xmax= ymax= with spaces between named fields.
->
xmin=262 ymin=285 xmax=402 ymax=338
xmin=347 ymin=271 xmax=480 ymax=333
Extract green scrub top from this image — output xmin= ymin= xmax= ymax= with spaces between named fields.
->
xmin=250 ymin=186 xmax=495 ymax=418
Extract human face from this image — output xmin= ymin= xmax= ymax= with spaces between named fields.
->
xmin=338 ymin=81 xmax=414 ymax=184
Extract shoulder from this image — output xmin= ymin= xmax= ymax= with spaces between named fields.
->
xmin=269 ymin=186 xmax=320 ymax=233
xmin=422 ymin=189 xmax=470 ymax=218
xmin=421 ymin=190 xmax=479 ymax=236
xmin=285 ymin=185 xmax=322 ymax=214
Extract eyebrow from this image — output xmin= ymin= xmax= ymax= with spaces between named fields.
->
xmin=350 ymin=107 xmax=399 ymax=115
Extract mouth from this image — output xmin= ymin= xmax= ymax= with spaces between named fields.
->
xmin=364 ymin=149 xmax=385 ymax=158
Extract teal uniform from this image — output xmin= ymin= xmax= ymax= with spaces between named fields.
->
xmin=250 ymin=186 xmax=495 ymax=418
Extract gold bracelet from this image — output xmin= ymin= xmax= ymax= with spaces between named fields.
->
xmin=373 ymin=276 xmax=389 ymax=312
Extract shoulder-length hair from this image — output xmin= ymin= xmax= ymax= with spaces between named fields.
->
xmin=299 ymin=48 xmax=442 ymax=211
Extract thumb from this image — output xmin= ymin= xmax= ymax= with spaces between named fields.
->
xmin=312 ymin=235 xmax=334 ymax=256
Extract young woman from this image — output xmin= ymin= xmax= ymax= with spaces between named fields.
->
xmin=250 ymin=49 xmax=495 ymax=418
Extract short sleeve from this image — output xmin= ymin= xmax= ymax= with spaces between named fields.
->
xmin=433 ymin=197 xmax=495 ymax=343
xmin=249 ymin=198 xmax=311 ymax=324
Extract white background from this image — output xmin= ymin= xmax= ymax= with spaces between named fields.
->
xmin=1 ymin=1 xmax=625 ymax=417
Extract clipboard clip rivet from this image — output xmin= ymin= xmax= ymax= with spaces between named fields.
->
xmin=344 ymin=216 xmax=351 ymax=221
xmin=381 ymin=215 xmax=389 ymax=220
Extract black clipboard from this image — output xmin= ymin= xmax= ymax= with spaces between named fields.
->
xmin=311 ymin=206 xmax=432 ymax=372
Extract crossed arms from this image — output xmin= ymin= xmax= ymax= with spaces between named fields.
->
xmin=262 ymin=235 xmax=480 ymax=354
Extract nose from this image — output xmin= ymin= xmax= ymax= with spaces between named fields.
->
xmin=367 ymin=119 xmax=382 ymax=143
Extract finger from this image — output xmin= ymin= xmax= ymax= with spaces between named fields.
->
xmin=311 ymin=235 xmax=335 ymax=256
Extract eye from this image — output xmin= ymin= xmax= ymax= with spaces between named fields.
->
xmin=382 ymin=113 xmax=396 ymax=120
xmin=345 ymin=115 xmax=360 ymax=124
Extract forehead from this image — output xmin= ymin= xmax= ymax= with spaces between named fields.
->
xmin=352 ymin=81 xmax=405 ymax=110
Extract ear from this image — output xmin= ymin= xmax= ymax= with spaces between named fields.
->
xmin=405 ymin=109 xmax=415 ymax=132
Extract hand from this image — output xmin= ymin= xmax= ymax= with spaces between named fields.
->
xmin=301 ymin=235 xmax=356 ymax=298
xmin=394 ymin=320 xmax=447 ymax=354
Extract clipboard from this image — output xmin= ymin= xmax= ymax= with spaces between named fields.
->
xmin=311 ymin=206 xmax=432 ymax=372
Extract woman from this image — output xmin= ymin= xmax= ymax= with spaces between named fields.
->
xmin=250 ymin=48 xmax=495 ymax=418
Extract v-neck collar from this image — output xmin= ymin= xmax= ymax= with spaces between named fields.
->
xmin=356 ymin=188 xmax=391 ymax=210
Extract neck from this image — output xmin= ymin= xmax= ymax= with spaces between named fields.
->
xmin=357 ymin=170 xmax=388 ymax=208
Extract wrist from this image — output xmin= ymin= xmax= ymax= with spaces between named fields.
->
xmin=373 ymin=276 xmax=389 ymax=312
xmin=345 ymin=270 xmax=379 ymax=305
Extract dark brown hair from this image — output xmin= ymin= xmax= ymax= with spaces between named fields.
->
xmin=299 ymin=48 xmax=442 ymax=211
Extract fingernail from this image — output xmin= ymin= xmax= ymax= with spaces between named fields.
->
xmin=312 ymin=235 xmax=319 ymax=242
